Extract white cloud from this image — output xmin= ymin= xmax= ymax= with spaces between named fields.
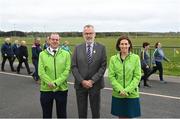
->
xmin=0 ymin=0 xmax=179 ymax=32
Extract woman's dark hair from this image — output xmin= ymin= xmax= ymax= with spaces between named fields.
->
xmin=155 ymin=42 xmax=160 ymax=48
xmin=143 ymin=42 xmax=150 ymax=48
xmin=116 ymin=35 xmax=133 ymax=51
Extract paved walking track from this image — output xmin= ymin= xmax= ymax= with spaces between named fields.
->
xmin=0 ymin=63 xmax=180 ymax=118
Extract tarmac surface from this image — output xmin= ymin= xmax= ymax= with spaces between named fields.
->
xmin=0 ymin=63 xmax=180 ymax=118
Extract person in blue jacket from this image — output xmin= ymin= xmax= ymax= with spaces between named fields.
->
xmin=32 ymin=37 xmax=42 ymax=83
xmin=1 ymin=38 xmax=15 ymax=72
xmin=147 ymin=42 xmax=170 ymax=83
xmin=12 ymin=40 xmax=20 ymax=67
xmin=61 ymin=41 xmax=71 ymax=54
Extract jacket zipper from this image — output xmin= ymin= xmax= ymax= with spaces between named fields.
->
xmin=123 ymin=61 xmax=125 ymax=88
xmin=54 ymin=55 xmax=57 ymax=79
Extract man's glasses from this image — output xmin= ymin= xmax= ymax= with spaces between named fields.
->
xmin=84 ymin=33 xmax=94 ymax=35
xmin=50 ymin=39 xmax=59 ymax=41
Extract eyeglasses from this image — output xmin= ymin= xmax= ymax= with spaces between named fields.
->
xmin=84 ymin=33 xmax=94 ymax=35
xmin=50 ymin=39 xmax=59 ymax=41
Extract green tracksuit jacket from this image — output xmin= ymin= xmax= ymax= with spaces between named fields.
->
xmin=108 ymin=53 xmax=141 ymax=98
xmin=38 ymin=48 xmax=71 ymax=92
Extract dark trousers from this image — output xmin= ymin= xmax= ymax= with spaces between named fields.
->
xmin=12 ymin=56 xmax=22 ymax=68
xmin=76 ymin=89 xmax=101 ymax=118
xmin=12 ymin=56 xmax=16 ymax=64
xmin=40 ymin=91 xmax=68 ymax=118
xmin=141 ymin=66 xmax=151 ymax=85
xmin=32 ymin=59 xmax=39 ymax=81
xmin=1 ymin=56 xmax=15 ymax=71
xmin=17 ymin=58 xmax=31 ymax=74
xmin=147 ymin=61 xmax=163 ymax=81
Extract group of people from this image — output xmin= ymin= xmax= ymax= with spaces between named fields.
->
xmin=38 ymin=25 xmax=142 ymax=118
xmin=1 ymin=37 xmax=44 ymax=83
xmin=1 ymin=24 xmax=170 ymax=118
xmin=1 ymin=38 xmax=32 ymax=75
xmin=140 ymin=41 xmax=170 ymax=87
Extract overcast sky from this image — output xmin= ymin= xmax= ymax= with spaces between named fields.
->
xmin=0 ymin=0 xmax=180 ymax=32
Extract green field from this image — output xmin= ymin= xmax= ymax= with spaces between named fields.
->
xmin=0 ymin=36 xmax=180 ymax=76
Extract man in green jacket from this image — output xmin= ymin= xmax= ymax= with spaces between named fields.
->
xmin=38 ymin=33 xmax=71 ymax=118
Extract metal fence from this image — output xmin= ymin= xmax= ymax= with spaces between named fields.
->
xmin=133 ymin=46 xmax=180 ymax=67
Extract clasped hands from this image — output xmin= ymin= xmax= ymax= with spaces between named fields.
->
xmin=81 ymin=80 xmax=94 ymax=89
xmin=119 ymin=90 xmax=128 ymax=97
xmin=48 ymin=82 xmax=56 ymax=89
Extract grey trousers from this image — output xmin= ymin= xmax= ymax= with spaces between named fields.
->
xmin=76 ymin=88 xmax=101 ymax=118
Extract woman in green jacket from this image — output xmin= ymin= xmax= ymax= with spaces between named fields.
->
xmin=108 ymin=35 xmax=141 ymax=118
xmin=38 ymin=33 xmax=71 ymax=118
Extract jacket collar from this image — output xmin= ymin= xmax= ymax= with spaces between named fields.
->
xmin=46 ymin=47 xmax=60 ymax=56
xmin=116 ymin=52 xmax=132 ymax=61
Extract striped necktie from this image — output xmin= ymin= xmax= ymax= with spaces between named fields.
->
xmin=87 ymin=45 xmax=92 ymax=64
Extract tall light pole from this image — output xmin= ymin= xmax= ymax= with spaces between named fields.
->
xmin=13 ymin=24 xmax=16 ymax=37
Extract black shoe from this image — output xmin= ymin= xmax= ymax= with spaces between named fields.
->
xmin=144 ymin=84 xmax=151 ymax=88
xmin=28 ymin=71 xmax=33 ymax=75
xmin=17 ymin=71 xmax=20 ymax=74
xmin=12 ymin=69 xmax=16 ymax=72
xmin=1 ymin=69 xmax=5 ymax=71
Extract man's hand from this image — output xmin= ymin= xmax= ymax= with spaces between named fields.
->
xmin=23 ymin=56 xmax=26 ymax=59
xmin=81 ymin=80 xmax=93 ymax=89
xmin=88 ymin=80 xmax=94 ymax=87
xmin=146 ymin=65 xmax=149 ymax=69
xmin=48 ymin=82 xmax=56 ymax=89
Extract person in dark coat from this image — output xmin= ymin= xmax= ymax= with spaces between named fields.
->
xmin=12 ymin=40 xmax=20 ymax=67
xmin=17 ymin=40 xmax=32 ymax=75
xmin=32 ymin=37 xmax=42 ymax=83
xmin=72 ymin=25 xmax=107 ymax=118
xmin=140 ymin=42 xmax=151 ymax=87
xmin=1 ymin=38 xmax=15 ymax=72
xmin=43 ymin=36 xmax=50 ymax=50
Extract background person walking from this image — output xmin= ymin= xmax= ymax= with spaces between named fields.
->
xmin=32 ymin=37 xmax=42 ymax=83
xmin=12 ymin=40 xmax=20 ymax=69
xmin=1 ymin=37 xmax=15 ymax=72
xmin=16 ymin=40 xmax=32 ymax=75
xmin=140 ymin=42 xmax=151 ymax=87
xmin=147 ymin=42 xmax=170 ymax=83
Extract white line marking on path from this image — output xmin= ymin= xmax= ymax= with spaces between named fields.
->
xmin=1 ymin=71 xmax=180 ymax=100
xmin=0 ymin=71 xmax=32 ymax=78
xmin=104 ymin=88 xmax=180 ymax=100
xmin=139 ymin=92 xmax=180 ymax=100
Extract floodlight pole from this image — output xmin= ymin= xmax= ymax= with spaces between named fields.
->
xmin=13 ymin=24 xmax=16 ymax=37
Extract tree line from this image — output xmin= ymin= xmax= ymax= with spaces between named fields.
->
xmin=0 ymin=30 xmax=180 ymax=37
